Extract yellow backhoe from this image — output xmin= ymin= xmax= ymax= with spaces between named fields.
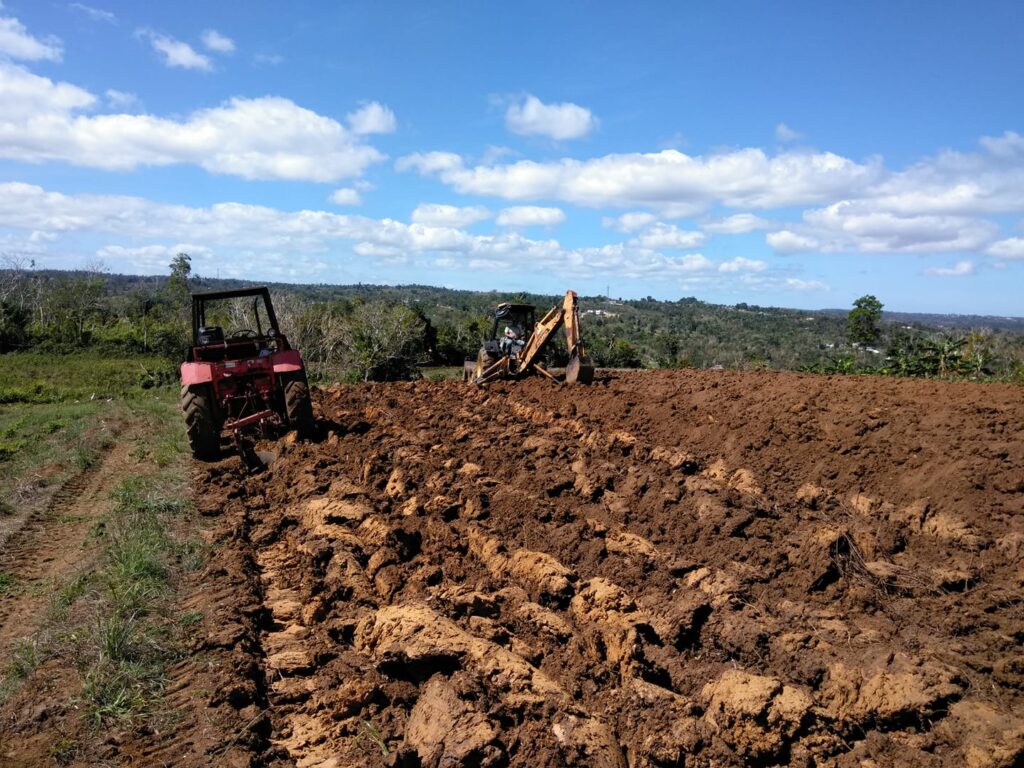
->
xmin=464 ymin=290 xmax=595 ymax=385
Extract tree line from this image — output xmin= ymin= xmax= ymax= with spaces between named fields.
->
xmin=1 ymin=256 xmax=1022 ymax=383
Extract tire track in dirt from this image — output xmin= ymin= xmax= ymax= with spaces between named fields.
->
xmin=0 ymin=440 xmax=125 ymax=655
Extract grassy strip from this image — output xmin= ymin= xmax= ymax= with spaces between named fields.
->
xmin=75 ymin=393 xmax=199 ymax=726
xmin=0 ymin=401 xmax=114 ymax=506
xmin=0 ymin=352 xmax=176 ymax=404
xmin=0 ymin=354 xmax=180 ymax=521
xmin=72 ymin=475 xmax=189 ymax=724
xmin=0 ymin=390 xmax=202 ymax=734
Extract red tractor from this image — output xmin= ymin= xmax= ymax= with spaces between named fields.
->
xmin=179 ymin=287 xmax=314 ymax=460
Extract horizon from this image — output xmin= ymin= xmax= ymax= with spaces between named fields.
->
xmin=19 ymin=264 xmax=1024 ymax=322
xmin=0 ymin=2 xmax=1022 ymax=314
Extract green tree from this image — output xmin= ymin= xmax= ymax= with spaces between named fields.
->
xmin=335 ymin=302 xmax=425 ymax=381
xmin=847 ymin=295 xmax=883 ymax=346
xmin=605 ymin=338 xmax=642 ymax=368
xmin=46 ymin=274 xmax=106 ymax=346
xmin=0 ymin=301 xmax=29 ymax=352
xmin=652 ymin=330 xmax=680 ymax=367
xmin=166 ymin=253 xmax=193 ymax=309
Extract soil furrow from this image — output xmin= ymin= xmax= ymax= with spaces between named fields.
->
xmin=191 ymin=370 xmax=1023 ymax=767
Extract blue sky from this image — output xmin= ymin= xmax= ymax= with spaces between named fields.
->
xmin=0 ymin=1 xmax=1022 ymax=313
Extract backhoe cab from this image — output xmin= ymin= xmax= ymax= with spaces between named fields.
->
xmin=464 ymin=291 xmax=594 ymax=385
xmin=179 ymin=287 xmax=313 ymax=460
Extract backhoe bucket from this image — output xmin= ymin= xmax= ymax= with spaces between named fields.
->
xmin=565 ymin=354 xmax=595 ymax=384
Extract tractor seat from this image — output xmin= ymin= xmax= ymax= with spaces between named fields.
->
xmin=198 ymin=326 xmax=225 ymax=345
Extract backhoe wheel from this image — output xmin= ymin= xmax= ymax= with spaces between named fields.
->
xmin=181 ymin=384 xmax=220 ymax=461
xmin=283 ymin=375 xmax=315 ymax=438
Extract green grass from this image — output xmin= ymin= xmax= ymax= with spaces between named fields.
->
xmin=49 ymin=737 xmax=80 ymax=765
xmin=49 ymin=574 xmax=91 ymax=622
xmin=70 ymin=471 xmax=193 ymax=725
xmin=0 ymin=353 xmax=195 ymax=729
xmin=0 ymin=400 xmax=111 ymax=515
xmin=5 ymin=638 xmax=44 ymax=679
xmin=5 ymin=473 xmax=192 ymax=720
xmin=0 ymin=352 xmax=175 ymax=404
xmin=420 ymin=365 xmax=465 ymax=381
xmin=0 ymin=572 xmax=17 ymax=595
xmin=0 ymin=355 xmax=181 ymax=520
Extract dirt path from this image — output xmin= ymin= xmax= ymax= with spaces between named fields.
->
xmin=0 ymin=426 xmax=273 ymax=768
xmin=0 ymin=440 xmax=131 ymax=656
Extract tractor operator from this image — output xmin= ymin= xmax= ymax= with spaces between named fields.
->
xmin=499 ymin=324 xmax=525 ymax=358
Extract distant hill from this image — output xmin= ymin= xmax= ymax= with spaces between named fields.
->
xmin=819 ymin=307 xmax=1024 ymax=332
xmin=6 ymin=268 xmax=1023 ymax=376
xmin=31 ymin=268 xmax=1023 ymax=330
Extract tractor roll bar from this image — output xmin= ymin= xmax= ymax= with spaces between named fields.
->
xmin=190 ymin=286 xmax=281 ymax=338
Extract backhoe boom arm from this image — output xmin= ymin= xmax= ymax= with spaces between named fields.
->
xmin=466 ymin=290 xmax=593 ymax=385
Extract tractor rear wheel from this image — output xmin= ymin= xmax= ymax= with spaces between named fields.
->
xmin=283 ymin=375 xmax=314 ymax=438
xmin=181 ymin=384 xmax=220 ymax=460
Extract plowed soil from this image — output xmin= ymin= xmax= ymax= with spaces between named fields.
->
xmin=187 ymin=370 xmax=1023 ymax=767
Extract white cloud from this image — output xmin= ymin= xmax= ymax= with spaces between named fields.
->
xmin=659 ymin=132 xmax=687 ymax=150
xmin=784 ymin=278 xmax=829 ymax=291
xmin=411 ymin=203 xmax=491 ymax=227
xmin=352 ymin=242 xmax=404 ymax=259
xmin=201 ymin=29 xmax=235 ymax=54
xmin=329 ymin=188 xmax=362 ymax=206
xmin=926 ymin=260 xmax=975 ymax=276
xmin=767 ymin=201 xmax=998 ymax=255
xmin=0 ymin=14 xmax=62 ymax=61
xmin=105 ymin=88 xmax=138 ymax=109
xmin=252 ymin=52 xmax=283 ymax=66
xmin=718 ymin=257 xmax=767 ymax=273
xmin=862 ymin=135 xmax=1024 ymax=216
xmin=560 ymin=245 xmax=714 ymax=278
xmin=805 ymin=202 xmax=996 ymax=253
xmin=397 ymin=132 xmax=1024 ymax=257
xmin=766 ymin=230 xmax=820 ymax=253
xmin=395 ymin=151 xmax=463 ymax=175
xmin=495 ymin=206 xmax=566 ymax=228
xmin=630 ymin=223 xmax=707 ymax=250
xmin=701 ymin=213 xmax=773 ymax=234
xmin=96 ymin=243 xmax=212 ymax=271
xmin=1 ymin=62 xmax=95 ymax=117
xmin=69 ymin=4 xmax=116 ymax=23
xmin=979 ymin=130 xmax=1024 ymax=158
xmin=0 ymin=65 xmax=386 ymax=181
xmin=602 ymin=212 xmax=657 ymax=233
xmin=347 ymin=101 xmax=397 ymax=135
xmin=480 ymin=145 xmax=518 ymax=164
xmin=399 ymin=147 xmax=883 ymax=211
xmin=504 ymin=94 xmax=596 ymax=140
xmin=987 ymin=237 xmax=1024 ymax=260
xmin=0 ymin=181 xmax=812 ymax=291
xmin=139 ymin=30 xmax=212 ymax=71
xmin=775 ymin=122 xmax=802 ymax=142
